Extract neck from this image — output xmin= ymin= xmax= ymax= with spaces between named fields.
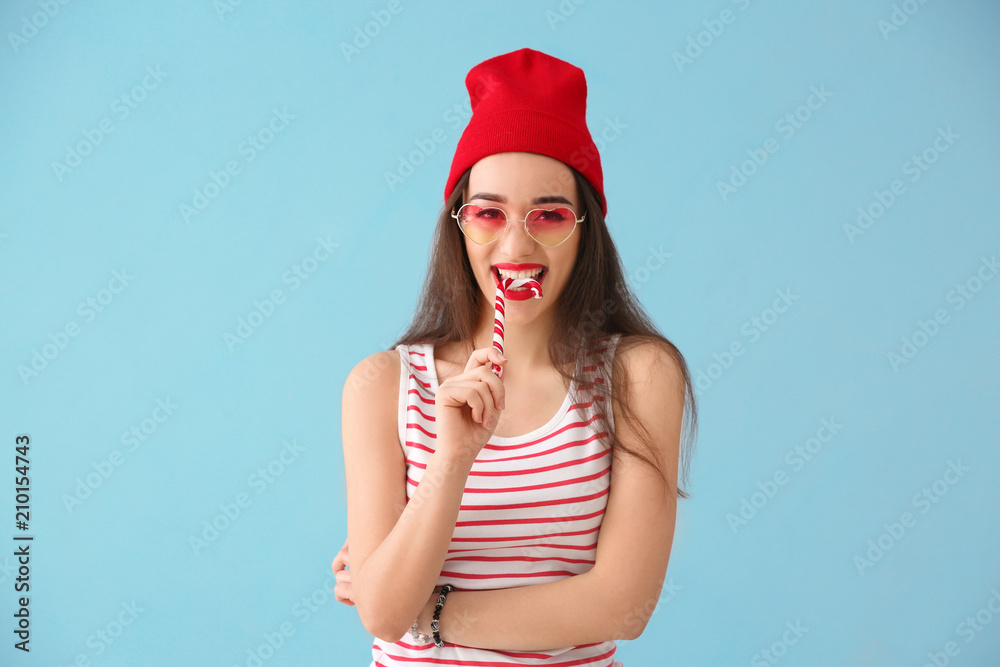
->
xmin=472 ymin=306 xmax=554 ymax=379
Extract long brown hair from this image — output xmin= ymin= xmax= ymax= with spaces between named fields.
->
xmin=389 ymin=166 xmax=698 ymax=499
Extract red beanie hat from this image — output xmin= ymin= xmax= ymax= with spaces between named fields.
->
xmin=444 ymin=47 xmax=607 ymax=217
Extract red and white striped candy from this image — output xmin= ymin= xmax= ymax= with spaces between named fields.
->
xmin=491 ymin=276 xmax=543 ymax=378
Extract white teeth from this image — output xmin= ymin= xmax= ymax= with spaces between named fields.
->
xmin=496 ymin=268 xmax=543 ymax=280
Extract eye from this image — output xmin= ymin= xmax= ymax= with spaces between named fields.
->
xmin=532 ymin=208 xmax=571 ymax=222
xmin=474 ymin=207 xmax=504 ymax=220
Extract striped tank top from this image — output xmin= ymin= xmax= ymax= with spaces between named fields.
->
xmin=369 ymin=334 xmax=625 ymax=667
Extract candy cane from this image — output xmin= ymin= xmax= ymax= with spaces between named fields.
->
xmin=491 ymin=276 xmax=543 ymax=378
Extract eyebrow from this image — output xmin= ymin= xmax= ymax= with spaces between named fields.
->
xmin=469 ymin=192 xmax=574 ymax=206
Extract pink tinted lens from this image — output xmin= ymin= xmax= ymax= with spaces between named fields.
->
xmin=526 ymin=208 xmax=576 ymax=246
xmin=460 ymin=205 xmax=506 ymax=244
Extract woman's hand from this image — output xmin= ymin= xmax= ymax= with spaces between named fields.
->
xmin=331 ymin=537 xmax=354 ymax=606
xmin=434 ymin=346 xmax=506 ymax=465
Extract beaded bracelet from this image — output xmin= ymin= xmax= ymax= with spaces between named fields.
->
xmin=408 ymin=618 xmax=432 ymax=645
xmin=430 ymin=584 xmax=455 ymax=648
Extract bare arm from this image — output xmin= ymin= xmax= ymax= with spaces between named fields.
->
xmin=413 ymin=571 xmax=656 ymax=651
xmin=342 ymin=347 xmax=506 ymax=641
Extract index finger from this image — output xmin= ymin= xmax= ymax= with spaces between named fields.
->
xmin=464 ymin=346 xmax=506 ymax=374
xmin=472 ymin=352 xmax=507 ymax=412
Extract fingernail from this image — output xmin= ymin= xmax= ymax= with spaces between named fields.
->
xmin=498 ymin=353 xmax=507 ymax=361
xmin=500 ymin=397 xmax=506 ymax=409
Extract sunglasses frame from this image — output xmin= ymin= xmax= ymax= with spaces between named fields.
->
xmin=451 ymin=203 xmax=586 ymax=247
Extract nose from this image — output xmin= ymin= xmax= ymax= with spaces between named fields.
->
xmin=498 ymin=211 xmax=537 ymax=255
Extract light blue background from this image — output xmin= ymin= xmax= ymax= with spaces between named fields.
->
xmin=1 ymin=1 xmax=998 ymax=665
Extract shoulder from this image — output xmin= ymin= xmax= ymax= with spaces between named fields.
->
xmin=343 ymin=349 xmax=402 ymax=406
xmin=613 ymin=335 xmax=685 ymax=395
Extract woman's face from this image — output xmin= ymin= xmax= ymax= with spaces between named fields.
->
xmin=462 ymin=151 xmax=582 ymax=327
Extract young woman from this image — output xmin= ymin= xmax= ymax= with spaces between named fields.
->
xmin=334 ymin=48 xmax=697 ymax=666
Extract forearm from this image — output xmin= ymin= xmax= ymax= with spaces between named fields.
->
xmin=417 ymin=570 xmax=641 ymax=651
xmin=354 ymin=450 xmax=474 ymax=640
